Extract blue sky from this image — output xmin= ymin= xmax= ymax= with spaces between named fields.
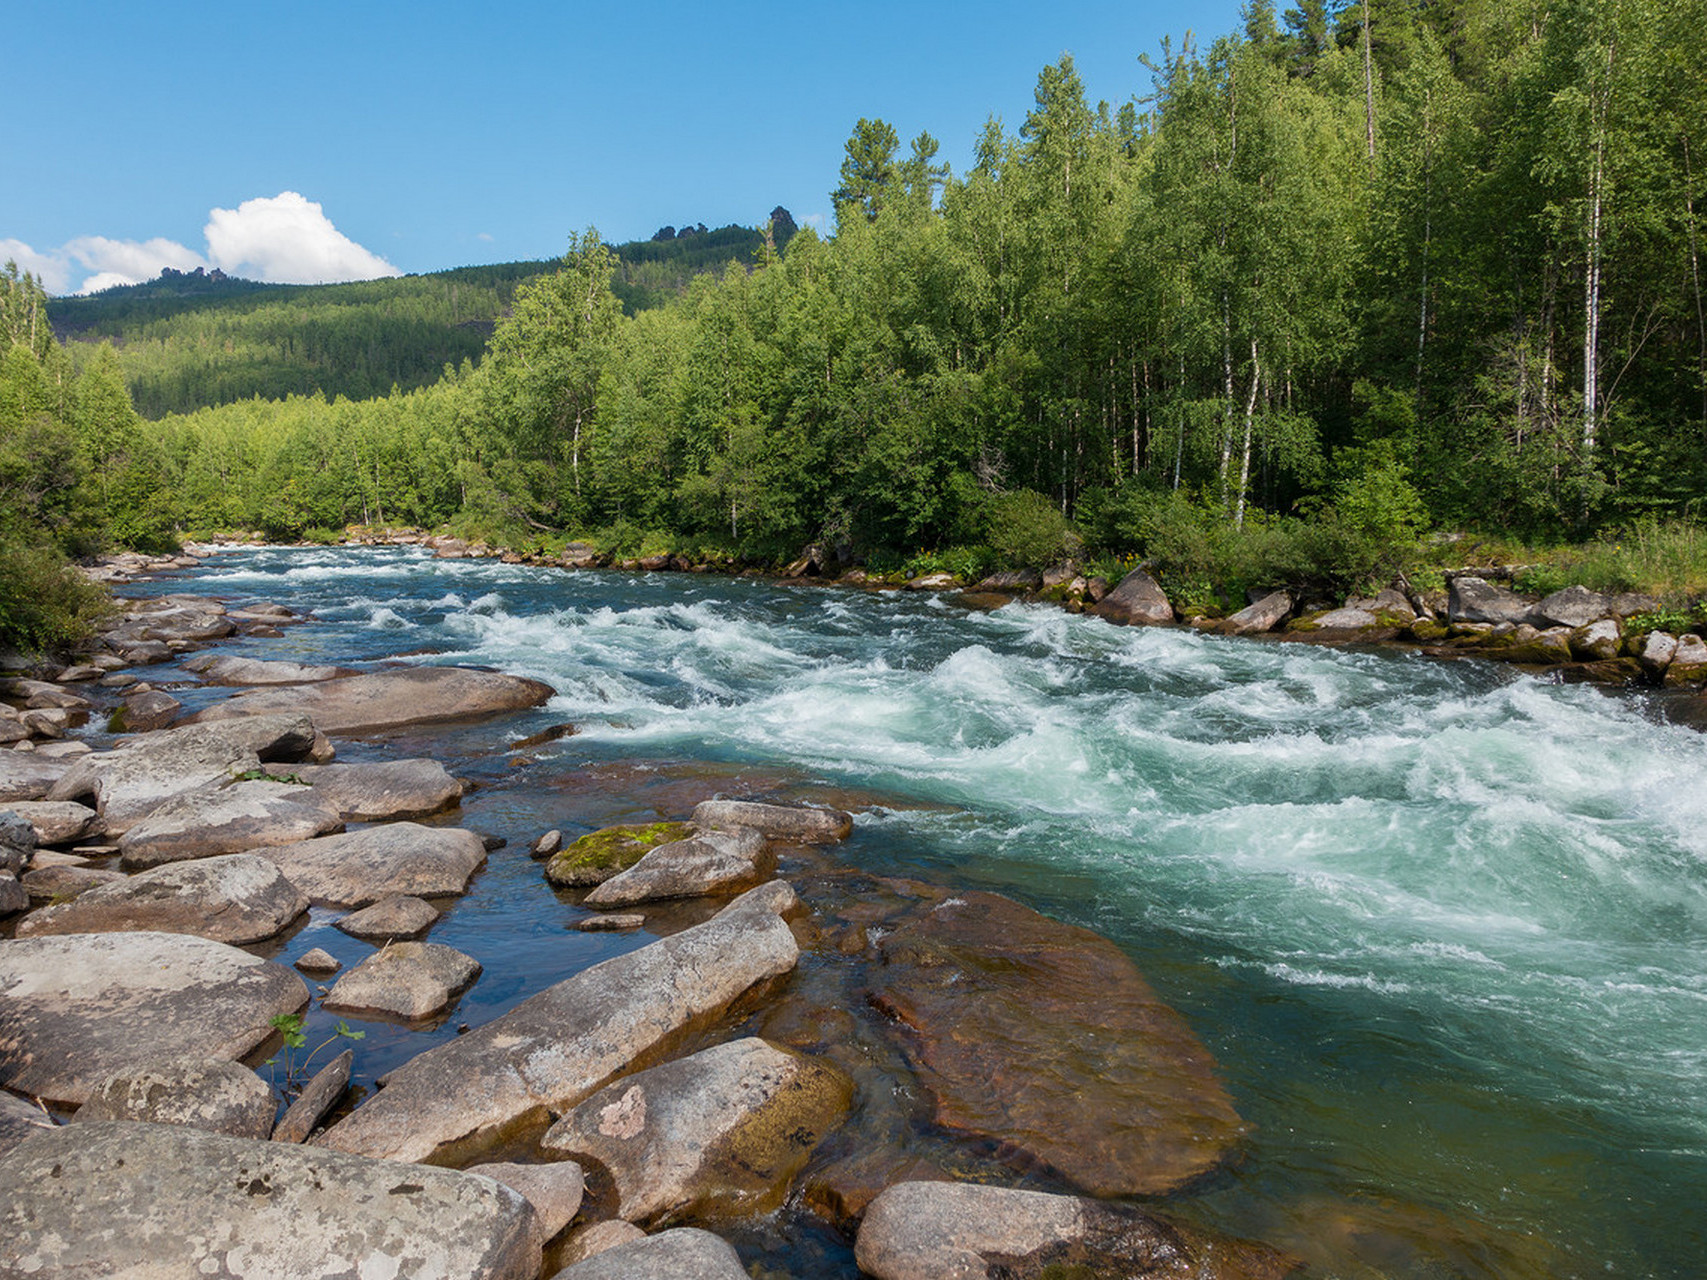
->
xmin=5 ymin=0 xmax=1246 ymax=293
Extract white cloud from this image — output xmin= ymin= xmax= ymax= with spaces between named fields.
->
xmin=477 ymin=232 xmax=494 ymax=243
xmin=801 ymin=212 xmax=827 ymax=230
xmin=4 ymin=192 xmax=400 ymax=294
xmin=204 ymin=192 xmax=399 ymax=285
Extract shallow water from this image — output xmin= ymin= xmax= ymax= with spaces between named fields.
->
xmin=123 ymin=546 xmax=1706 ymax=1278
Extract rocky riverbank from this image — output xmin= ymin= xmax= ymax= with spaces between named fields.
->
xmin=0 ymin=573 xmax=1311 ymax=1277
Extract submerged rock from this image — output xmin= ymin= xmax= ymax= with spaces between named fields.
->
xmin=545 ymin=821 xmax=693 ymax=887
xmin=854 ymin=1181 xmax=1295 ymax=1280
xmin=0 ymin=931 xmax=306 ymax=1106
xmin=316 ymin=882 xmax=800 ymax=1164
xmin=0 ymin=1121 xmax=542 ymax=1280
xmin=74 ymin=1058 xmax=276 ymax=1139
xmin=258 ymin=822 xmax=487 ymax=907
xmin=271 ymin=1049 xmax=354 ymax=1145
xmin=868 ymin=891 xmax=1245 ymax=1197
xmin=189 ymin=665 xmax=556 ymax=735
xmin=16 ymin=853 xmax=308 ymax=945
xmin=540 ymin=1037 xmax=852 ymax=1224
xmin=1093 ymin=568 xmax=1175 ymax=626
xmin=582 ymin=827 xmax=771 ymax=907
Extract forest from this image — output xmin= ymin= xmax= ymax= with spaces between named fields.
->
xmin=6 ymin=0 xmax=1707 ymax=650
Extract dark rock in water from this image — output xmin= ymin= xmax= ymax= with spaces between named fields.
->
xmin=117 ymin=688 xmax=182 ymax=732
xmin=322 ymin=939 xmax=479 ymax=1018
xmin=315 ymin=882 xmax=800 ymax=1164
xmin=554 ymin=1227 xmax=748 ymax=1279
xmin=0 ymin=931 xmax=306 ymax=1106
xmin=576 ymin=912 xmax=645 ymax=932
xmin=0 ymin=1121 xmax=542 ymax=1280
xmin=258 ymin=822 xmax=486 ymax=907
xmin=545 ymin=821 xmax=693 ymax=887
xmin=854 ymin=1181 xmax=1296 ymax=1280
xmin=271 ymin=1048 xmax=353 ymax=1144
xmin=334 ymin=893 xmax=441 ymax=941
xmin=0 ymin=810 xmax=41 ymax=871
xmin=582 ymin=827 xmax=771 ymax=907
xmin=1569 ymin=618 xmax=1623 ymax=661
xmin=540 ymin=1036 xmax=852 ymax=1224
xmin=692 ymin=798 xmax=853 ymax=843
xmin=868 ymin=891 xmax=1245 ymax=1197
xmin=0 ymin=872 xmax=26 ymax=915
xmin=16 ymin=853 xmax=308 ymax=945
xmin=187 ymin=665 xmax=555 ymax=735
xmin=1447 ymin=576 xmax=1534 ymax=625
xmin=294 ymin=947 xmax=342 ymax=975
xmin=1093 ymin=568 xmax=1175 ymax=626
xmin=73 ymin=1058 xmax=275 ymax=1139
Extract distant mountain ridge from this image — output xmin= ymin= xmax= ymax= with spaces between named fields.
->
xmin=47 ymin=221 xmax=775 ymax=418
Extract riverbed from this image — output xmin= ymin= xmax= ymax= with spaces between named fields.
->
xmin=116 ymin=544 xmax=1707 ymax=1279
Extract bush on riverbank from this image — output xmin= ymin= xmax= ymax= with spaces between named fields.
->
xmin=0 ymin=534 xmax=113 ymax=656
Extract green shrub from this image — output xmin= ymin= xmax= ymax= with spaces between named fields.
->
xmin=983 ymin=489 xmax=1081 ymax=569
xmin=0 ymin=536 xmax=114 ymax=656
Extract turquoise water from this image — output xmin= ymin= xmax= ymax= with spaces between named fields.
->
xmin=138 ymin=546 xmax=1706 ymax=1277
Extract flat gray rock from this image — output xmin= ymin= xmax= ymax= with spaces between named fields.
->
xmin=46 ymin=724 xmax=263 ymax=834
xmin=553 ymin=1228 xmax=748 ymax=1280
xmin=316 ymin=881 xmax=800 ymax=1164
xmin=1093 ymin=568 xmax=1175 ymax=626
xmin=1447 ymin=575 xmax=1534 ymax=625
xmin=258 ymin=822 xmax=487 ymax=907
xmin=1308 ymin=606 xmax=1379 ymax=630
xmin=0 ymin=931 xmax=306 ymax=1106
xmin=75 ymin=1057 xmax=276 ymax=1139
xmin=855 ymin=1181 xmax=1295 ymax=1280
xmin=583 ymin=827 xmax=770 ymax=908
xmin=1533 ymin=585 xmax=1615 ymax=629
xmin=0 ymin=754 xmax=70 ymax=803
xmin=0 ymin=1121 xmax=542 ymax=1280
xmin=323 ymin=940 xmax=479 ymax=1018
xmin=1222 ymin=589 xmax=1293 ymax=635
xmin=284 ymin=758 xmax=465 ymax=821
xmin=186 ymin=653 xmax=360 ymax=684
xmin=334 ymin=894 xmax=442 ymax=941
xmin=3 ymin=800 xmax=99 ymax=846
xmin=16 ymin=853 xmax=308 ymax=945
xmin=190 ymin=665 xmax=556 ymax=735
xmin=540 ymin=1037 xmax=852 ymax=1224
xmin=117 ymin=779 xmax=344 ymax=869
xmin=690 ymin=799 xmax=853 ymax=842
xmin=0 ymin=1089 xmax=55 ymax=1157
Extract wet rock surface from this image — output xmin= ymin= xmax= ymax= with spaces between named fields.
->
xmin=0 ymin=1121 xmax=543 ymax=1280
xmin=0 ymin=931 xmax=306 ymax=1106
xmin=868 ymin=890 xmax=1246 ymax=1196
xmin=15 ymin=852 xmax=309 ymax=944
xmin=316 ymin=882 xmax=800 ymax=1164
xmin=691 ymin=799 xmax=854 ymax=842
xmin=541 ymin=1036 xmax=852 ymax=1224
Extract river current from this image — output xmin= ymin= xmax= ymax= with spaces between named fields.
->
xmin=125 ymin=545 xmax=1705 ymax=1278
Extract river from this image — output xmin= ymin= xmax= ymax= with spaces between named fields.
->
xmin=123 ymin=544 xmax=1707 ymax=1278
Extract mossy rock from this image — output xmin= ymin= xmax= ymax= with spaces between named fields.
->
xmin=544 ymin=822 xmax=693 ymax=888
xmin=1406 ymin=619 xmax=1450 ymax=642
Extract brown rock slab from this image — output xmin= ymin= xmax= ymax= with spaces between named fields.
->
xmin=323 ymin=940 xmax=479 ymax=1018
xmin=869 ymin=891 xmax=1245 ymax=1197
xmin=467 ymin=1159 xmax=585 ymax=1246
xmin=117 ymin=779 xmax=343 ymax=869
xmin=294 ymin=946 xmax=342 ymax=974
xmin=74 ymin=1057 xmax=276 ymax=1139
xmin=0 ymin=753 xmax=70 ymax=803
xmin=0 ymin=1089 xmax=55 ymax=1157
xmin=189 ymin=664 xmax=555 ymax=734
xmin=316 ymin=882 xmax=800 ymax=1164
xmin=557 ymin=1219 xmax=646 ymax=1266
xmin=4 ymin=800 xmax=99 ymax=846
xmin=185 ymin=653 xmax=359 ymax=684
xmin=118 ymin=688 xmax=183 ymax=732
xmin=45 ymin=724 xmax=263 ymax=834
xmin=258 ymin=822 xmax=487 ymax=907
xmin=16 ymin=853 xmax=309 ymax=945
xmin=1221 ymin=589 xmax=1293 ymax=635
xmin=0 ymin=931 xmax=307 ymax=1106
xmin=552 ymin=1228 xmax=748 ymax=1280
xmin=540 ymin=1037 xmax=852 ymax=1224
xmin=576 ymin=913 xmax=645 ymax=932
xmin=0 ymin=1121 xmax=542 ymax=1280
xmin=855 ymin=1181 xmax=1295 ymax=1280
xmin=20 ymin=864 xmax=125 ymax=901
xmin=334 ymin=894 xmax=441 ymax=941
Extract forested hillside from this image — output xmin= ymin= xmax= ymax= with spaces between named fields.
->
xmin=47 ymin=225 xmax=768 ymax=416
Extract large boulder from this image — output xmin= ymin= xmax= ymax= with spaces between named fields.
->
xmin=869 ymin=891 xmax=1245 ymax=1197
xmin=1221 ymin=589 xmax=1293 ymax=636
xmin=582 ymin=827 xmax=771 ymax=908
xmin=15 ymin=853 xmax=308 ymax=945
xmin=854 ymin=1181 xmax=1295 ymax=1280
xmin=691 ymin=799 xmax=853 ymax=842
xmin=0 ymin=754 xmax=71 ymax=803
xmin=285 ymin=758 xmax=465 ymax=821
xmin=117 ymin=780 xmax=344 ymax=869
xmin=1665 ymin=632 xmax=1707 ymax=686
xmin=545 ymin=821 xmax=692 ymax=887
xmin=316 ymin=882 xmax=801 ymax=1164
xmin=3 ymin=799 xmax=99 ymax=847
xmin=1569 ymin=617 xmax=1623 ymax=661
xmin=45 ymin=724 xmax=263 ymax=834
xmin=1532 ymin=585 xmax=1615 ymax=630
xmin=0 ymin=1121 xmax=542 ymax=1280
xmin=553 ymin=1227 xmax=748 ymax=1280
xmin=0 ymin=810 xmax=38 ymax=873
xmin=1446 ymin=576 xmax=1534 ymax=625
xmin=466 ymin=1160 xmax=585 ymax=1249
xmin=74 ymin=1058 xmax=276 ymax=1139
xmin=1093 ymin=568 xmax=1175 ymax=626
xmin=540 ymin=1037 xmax=852 ymax=1224
xmin=323 ymin=941 xmax=481 ymax=1019
xmin=189 ymin=665 xmax=555 ymax=735
xmin=0 ymin=1089 xmax=55 ymax=1157
xmin=0 ymin=872 xmax=25 ymax=915
xmin=0 ymin=932 xmax=306 ymax=1106
xmin=257 ymin=822 xmax=488 ymax=907
xmin=185 ymin=653 xmax=360 ymax=684
xmin=117 ymin=688 xmax=183 ymax=732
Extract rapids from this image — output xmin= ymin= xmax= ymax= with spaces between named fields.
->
xmin=122 ymin=545 xmax=1705 ymax=1278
